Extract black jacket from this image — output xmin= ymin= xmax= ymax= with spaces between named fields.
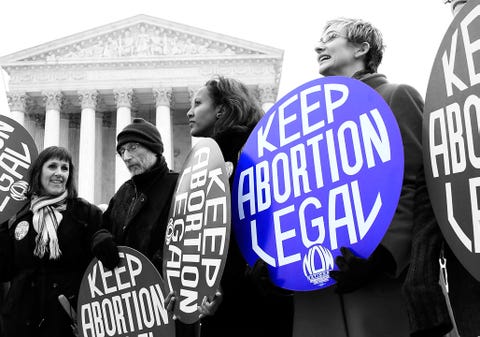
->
xmin=200 ymin=128 xmax=294 ymax=337
xmin=102 ymin=158 xmax=178 ymax=271
xmin=0 ymin=198 xmax=103 ymax=337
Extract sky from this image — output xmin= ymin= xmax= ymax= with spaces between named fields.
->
xmin=0 ymin=0 xmax=455 ymax=112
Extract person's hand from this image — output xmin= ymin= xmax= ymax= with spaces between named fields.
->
xmin=165 ymin=290 xmax=177 ymax=319
xmin=245 ymin=259 xmax=293 ymax=296
xmin=198 ymin=290 xmax=223 ymax=319
xmin=329 ymin=245 xmax=395 ymax=294
xmin=92 ymin=229 xmax=120 ymax=270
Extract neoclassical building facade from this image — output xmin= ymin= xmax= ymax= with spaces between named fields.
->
xmin=0 ymin=14 xmax=283 ymax=205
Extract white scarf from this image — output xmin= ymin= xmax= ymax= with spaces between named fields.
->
xmin=31 ymin=191 xmax=68 ymax=259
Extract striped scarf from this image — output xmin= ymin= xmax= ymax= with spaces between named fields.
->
xmin=30 ymin=191 xmax=67 ymax=259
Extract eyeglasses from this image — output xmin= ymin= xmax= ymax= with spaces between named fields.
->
xmin=118 ymin=142 xmax=140 ymax=156
xmin=319 ymin=31 xmax=348 ymax=44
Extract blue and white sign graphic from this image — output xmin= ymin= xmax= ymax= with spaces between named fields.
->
xmin=232 ymin=76 xmax=404 ymax=291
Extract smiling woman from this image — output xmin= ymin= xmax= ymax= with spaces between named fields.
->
xmin=40 ymin=158 xmax=69 ymax=196
xmin=0 ymin=146 xmax=120 ymax=337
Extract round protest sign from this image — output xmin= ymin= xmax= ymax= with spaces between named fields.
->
xmin=162 ymin=138 xmax=231 ymax=324
xmin=232 ymin=76 xmax=404 ymax=291
xmin=0 ymin=114 xmax=38 ymax=224
xmin=77 ymin=246 xmax=175 ymax=337
xmin=423 ymin=0 xmax=480 ymax=281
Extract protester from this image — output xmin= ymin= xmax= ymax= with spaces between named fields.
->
xmin=101 ymin=118 xmax=194 ymax=336
xmin=292 ymin=17 xmax=425 ymax=337
xmin=167 ymin=75 xmax=294 ymax=337
xmin=442 ymin=4 xmax=480 ymax=336
xmin=402 ymin=2 xmax=480 ymax=336
xmin=0 ymin=146 xmax=119 ymax=337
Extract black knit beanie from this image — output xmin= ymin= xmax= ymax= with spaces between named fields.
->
xmin=117 ymin=118 xmax=164 ymax=156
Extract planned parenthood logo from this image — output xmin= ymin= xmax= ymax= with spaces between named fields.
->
xmin=232 ymin=76 xmax=404 ymax=291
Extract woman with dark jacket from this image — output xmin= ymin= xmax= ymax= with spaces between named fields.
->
xmin=294 ymin=17 xmax=424 ymax=337
xmin=0 ymin=146 xmax=119 ymax=337
xmin=172 ymin=75 xmax=294 ymax=337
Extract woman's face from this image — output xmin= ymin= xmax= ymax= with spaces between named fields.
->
xmin=314 ymin=26 xmax=360 ymax=77
xmin=186 ymin=86 xmax=220 ymax=137
xmin=40 ymin=158 xmax=69 ymax=196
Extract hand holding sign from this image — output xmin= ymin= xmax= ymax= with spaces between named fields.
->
xmin=77 ymin=246 xmax=175 ymax=337
xmin=232 ymin=76 xmax=404 ymax=291
xmin=329 ymin=245 xmax=395 ymax=293
xmin=162 ymin=138 xmax=231 ymax=324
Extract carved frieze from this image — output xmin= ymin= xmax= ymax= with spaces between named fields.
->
xmin=21 ymin=23 xmax=260 ymax=63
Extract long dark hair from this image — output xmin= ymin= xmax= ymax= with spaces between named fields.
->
xmin=205 ymin=75 xmax=263 ymax=137
xmin=28 ymin=146 xmax=77 ymax=199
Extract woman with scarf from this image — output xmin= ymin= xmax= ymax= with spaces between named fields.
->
xmin=167 ymin=75 xmax=294 ymax=337
xmin=0 ymin=146 xmax=119 ymax=337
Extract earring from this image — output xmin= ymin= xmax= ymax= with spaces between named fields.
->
xmin=216 ymin=113 xmax=222 ymax=118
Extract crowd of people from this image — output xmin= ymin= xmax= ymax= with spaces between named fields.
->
xmin=0 ymin=3 xmax=479 ymax=337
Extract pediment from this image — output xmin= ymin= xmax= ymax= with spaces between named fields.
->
xmin=0 ymin=14 xmax=283 ymax=65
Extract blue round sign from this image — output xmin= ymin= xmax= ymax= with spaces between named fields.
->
xmin=232 ymin=76 xmax=404 ymax=291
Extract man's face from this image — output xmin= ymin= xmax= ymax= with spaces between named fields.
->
xmin=118 ymin=142 xmax=157 ymax=176
xmin=314 ymin=27 xmax=359 ymax=77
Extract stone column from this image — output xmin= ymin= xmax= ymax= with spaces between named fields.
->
xmin=78 ymin=90 xmax=98 ymax=202
xmin=42 ymin=91 xmax=63 ymax=148
xmin=257 ymin=84 xmax=278 ymax=113
xmin=153 ymin=87 xmax=173 ymax=168
xmin=6 ymin=91 xmax=30 ymax=125
xmin=114 ymin=88 xmax=133 ymax=191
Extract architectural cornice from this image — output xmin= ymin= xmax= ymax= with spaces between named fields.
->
xmin=0 ymin=15 xmax=283 ymax=66
xmin=1 ymin=54 xmax=282 ymax=70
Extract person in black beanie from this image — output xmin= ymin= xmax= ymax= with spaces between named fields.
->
xmin=102 ymin=118 xmax=195 ymax=337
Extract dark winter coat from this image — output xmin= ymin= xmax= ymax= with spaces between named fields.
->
xmin=0 ymin=198 xmax=103 ymax=337
xmin=102 ymin=157 xmax=178 ymax=270
xmin=404 ymin=164 xmax=480 ymax=337
xmin=200 ymin=128 xmax=294 ymax=337
xmin=294 ymin=73 xmax=424 ymax=337
xmin=102 ymin=156 xmax=193 ymax=336
xmin=402 ymin=165 xmax=455 ymax=337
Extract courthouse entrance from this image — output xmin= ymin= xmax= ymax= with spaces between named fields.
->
xmin=0 ymin=14 xmax=283 ymax=204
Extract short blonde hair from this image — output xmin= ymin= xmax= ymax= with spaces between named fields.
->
xmin=323 ymin=17 xmax=385 ymax=73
